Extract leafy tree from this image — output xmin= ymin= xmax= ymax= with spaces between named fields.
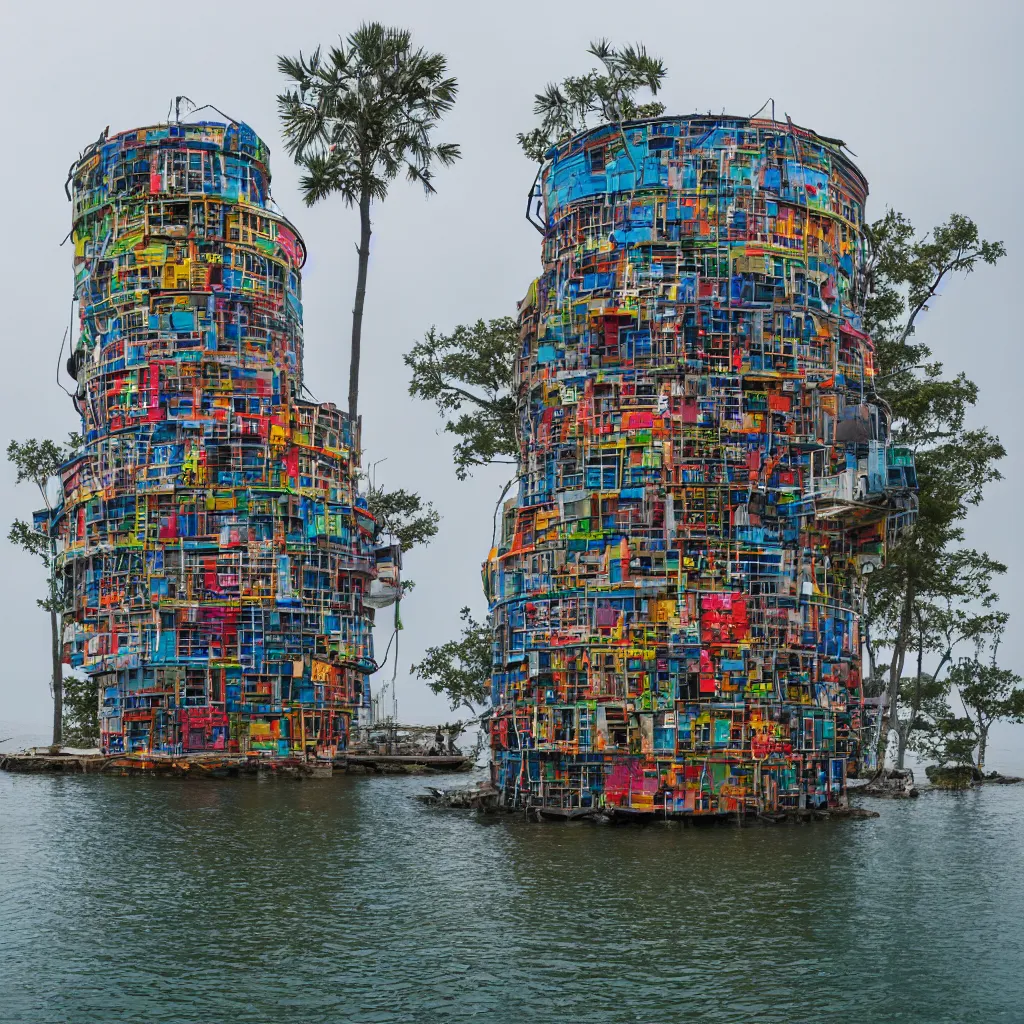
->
xmin=914 ymin=710 xmax=980 ymax=777
xmin=7 ymin=437 xmax=75 ymax=746
xmin=62 ymin=674 xmax=100 ymax=747
xmin=949 ymin=642 xmax=1024 ymax=772
xmin=366 ymin=485 xmax=439 ymax=554
xmin=405 ymin=317 xmax=520 ymax=480
xmin=403 ymin=317 xmax=519 ymax=712
xmin=410 ymin=607 xmax=492 ymax=713
xmin=899 ymin=671 xmax=953 ymax=762
xmin=881 ymin=549 xmax=1007 ymax=768
xmin=278 ymin=24 xmax=460 ymax=423
xmin=862 ymin=211 xmax=1006 ymax=770
xmin=518 ymin=40 xmax=667 ymax=162
xmin=862 ymin=212 xmax=1005 ymax=361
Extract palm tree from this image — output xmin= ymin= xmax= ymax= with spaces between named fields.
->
xmin=517 ymin=40 xmax=667 ymax=162
xmin=278 ymin=24 xmax=460 ymax=425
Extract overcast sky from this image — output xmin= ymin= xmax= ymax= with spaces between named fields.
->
xmin=1 ymin=0 xmax=1020 ymax=754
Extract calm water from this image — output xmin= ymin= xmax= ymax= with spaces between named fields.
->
xmin=1 ymin=771 xmax=1023 ymax=1024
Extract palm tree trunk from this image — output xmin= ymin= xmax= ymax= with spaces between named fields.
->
xmin=50 ymin=604 xmax=62 ymax=746
xmin=349 ymin=190 xmax=372 ymax=424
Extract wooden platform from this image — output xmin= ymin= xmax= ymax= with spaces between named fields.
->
xmin=0 ymin=750 xmax=111 ymax=773
xmin=0 ymin=749 xmax=474 ymax=777
xmin=342 ymin=754 xmax=474 ymax=772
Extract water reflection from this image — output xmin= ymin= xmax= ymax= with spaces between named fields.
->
xmin=1 ymin=773 xmax=1021 ymax=1023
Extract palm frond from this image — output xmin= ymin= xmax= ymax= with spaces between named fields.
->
xmin=298 ymin=152 xmax=359 ymax=207
xmin=534 ymin=82 xmax=567 ymax=115
xmin=434 ymin=141 xmax=461 ymax=167
xmin=405 ymin=162 xmax=437 ymax=195
xmin=278 ymin=23 xmax=461 ymax=207
xmin=518 ymin=40 xmax=668 ymax=160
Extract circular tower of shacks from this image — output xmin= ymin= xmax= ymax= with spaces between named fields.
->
xmin=485 ymin=115 xmax=917 ymax=815
xmin=56 ymin=120 xmax=398 ymax=758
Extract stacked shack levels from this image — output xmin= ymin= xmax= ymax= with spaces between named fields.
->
xmin=49 ymin=121 xmax=400 ymax=757
xmin=485 ymin=115 xmax=918 ymax=815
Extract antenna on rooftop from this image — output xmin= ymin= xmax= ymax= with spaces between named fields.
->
xmin=167 ymin=95 xmax=198 ymax=123
xmin=167 ymin=95 xmax=240 ymax=127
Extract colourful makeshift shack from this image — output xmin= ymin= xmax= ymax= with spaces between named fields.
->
xmin=51 ymin=120 xmax=397 ymax=757
xmin=486 ymin=114 xmax=917 ymax=815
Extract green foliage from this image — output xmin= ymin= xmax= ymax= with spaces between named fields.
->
xmin=913 ymin=641 xmax=1024 ymax=774
xmin=278 ymin=23 xmax=460 ymax=424
xmin=6 ymin=438 xmax=68 ymax=509
xmin=882 ymin=553 xmax=1005 ymax=767
xmin=410 ymin=607 xmax=492 ymax=712
xmin=864 ymin=211 xmax=1005 ymax=357
xmin=870 ymin=547 xmax=1006 ymax=682
xmin=7 ymin=436 xmax=77 ymax=746
xmin=867 ymin=211 xmax=1005 ymax=505
xmin=955 ymin=663 xmax=1024 ymax=730
xmin=8 ymin=518 xmax=50 ymax=564
xmin=6 ymin=435 xmax=78 ymax=572
xmin=860 ymin=211 xmax=1007 ymax=767
xmin=864 ymin=211 xmax=1005 ymax=529
xmin=898 ymin=670 xmax=950 ymax=731
xmin=277 ymin=23 xmax=460 ymax=207
xmin=914 ymin=713 xmax=979 ymax=772
xmin=517 ymin=40 xmax=667 ymax=161
xmin=62 ymin=674 xmax=100 ymax=747
xmin=405 ymin=317 xmax=520 ymax=479
xmin=903 ymin=664 xmax=970 ymax=775
xmin=366 ymin=485 xmax=439 ymax=553
xmin=950 ymin=642 xmax=1024 ymax=770
xmin=403 ymin=319 xmax=516 ymax=708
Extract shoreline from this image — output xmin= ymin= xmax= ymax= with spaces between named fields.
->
xmin=0 ymin=749 xmax=474 ymax=777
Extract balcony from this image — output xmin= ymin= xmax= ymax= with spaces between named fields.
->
xmin=813 ymin=442 xmax=917 ymax=519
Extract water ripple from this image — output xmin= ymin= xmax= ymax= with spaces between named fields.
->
xmin=1 ymin=774 xmax=1022 ymax=1023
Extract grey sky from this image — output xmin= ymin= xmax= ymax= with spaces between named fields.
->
xmin=0 ymin=0 xmax=1020 ymax=738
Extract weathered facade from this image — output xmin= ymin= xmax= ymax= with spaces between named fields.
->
xmin=53 ymin=121 xmax=396 ymax=756
xmin=486 ymin=115 xmax=916 ymax=814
